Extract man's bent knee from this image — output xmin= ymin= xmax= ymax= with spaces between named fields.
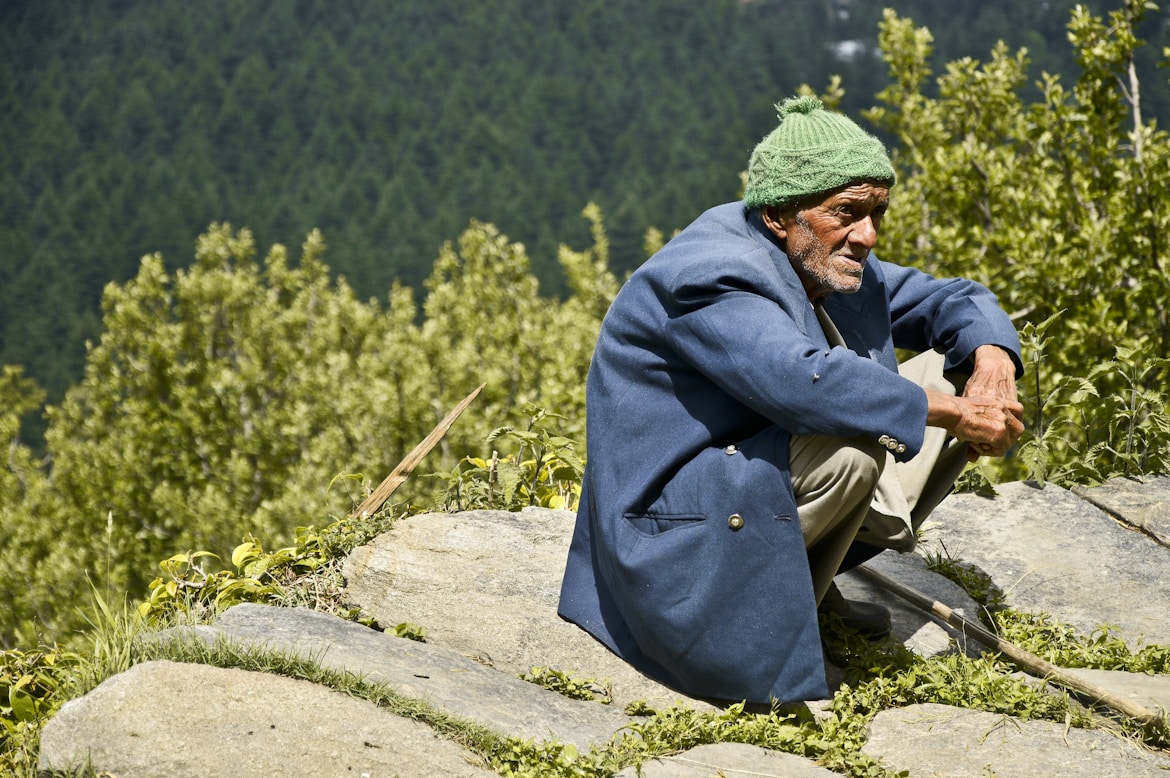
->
xmin=790 ymin=434 xmax=885 ymax=547
xmin=790 ymin=434 xmax=884 ymax=499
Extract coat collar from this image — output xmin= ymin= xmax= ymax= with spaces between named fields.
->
xmin=744 ymin=206 xmax=827 ymax=346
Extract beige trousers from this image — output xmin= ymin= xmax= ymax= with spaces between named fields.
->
xmin=789 ymin=349 xmax=969 ymax=604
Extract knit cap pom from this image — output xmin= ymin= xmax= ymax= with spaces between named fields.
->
xmin=743 ymin=94 xmax=896 ymax=210
xmin=777 ymin=95 xmax=823 ymax=117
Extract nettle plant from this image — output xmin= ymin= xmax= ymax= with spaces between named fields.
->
xmin=137 ymin=502 xmax=406 ymax=627
xmin=0 ymin=646 xmax=79 ymax=774
xmin=1014 ymin=313 xmax=1170 ymax=485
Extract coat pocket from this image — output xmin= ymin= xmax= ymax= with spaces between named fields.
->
xmin=593 ymin=427 xmax=825 ymax=702
xmin=621 ymin=512 xmax=704 ymax=537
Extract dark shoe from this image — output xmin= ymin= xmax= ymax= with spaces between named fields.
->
xmin=819 ymin=582 xmax=891 ymax=639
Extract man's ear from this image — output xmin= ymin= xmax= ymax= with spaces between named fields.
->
xmin=760 ymin=205 xmax=790 ymax=242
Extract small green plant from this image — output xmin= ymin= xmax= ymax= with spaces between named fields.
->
xmin=951 ymin=458 xmax=1001 ymax=495
xmin=138 ymin=498 xmax=408 ymax=626
xmin=1 ymin=582 xmax=144 ymax=777
xmin=521 ymin=666 xmax=611 ymax=704
xmin=488 ymin=738 xmax=608 ymax=778
xmin=615 ymin=701 xmax=900 ymax=778
xmin=433 ymin=405 xmax=584 ymax=512
xmin=1058 ymin=341 xmax=1170 ymax=484
xmin=921 ymin=545 xmax=1006 ymax=614
xmin=1011 ymin=312 xmax=1064 ymax=485
xmin=1 ymin=645 xmax=79 ymax=775
xmin=623 ymin=699 xmax=657 ymax=717
xmin=138 ymin=542 xmax=300 ymax=624
xmin=828 ymin=650 xmax=1085 ymax=732
xmin=392 ymin=622 xmax=426 ymax=642
xmin=993 ymin=610 xmax=1170 ymax=675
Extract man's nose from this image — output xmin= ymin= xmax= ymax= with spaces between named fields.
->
xmin=850 ymin=216 xmax=879 ymax=249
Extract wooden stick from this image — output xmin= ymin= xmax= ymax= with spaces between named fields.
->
xmin=348 ymin=383 xmax=486 ymax=519
xmin=855 ymin=563 xmax=1168 ymax=729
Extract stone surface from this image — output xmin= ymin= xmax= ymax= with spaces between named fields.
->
xmin=918 ymin=481 xmax=1170 ymax=646
xmin=1062 ymin=668 xmax=1170 ymax=716
xmin=342 ymin=506 xmax=715 ymax=713
xmin=38 ymin=660 xmax=496 ymax=778
xmin=159 ymin=602 xmax=631 ymax=752
xmin=36 ymin=483 xmax=1170 ymax=777
xmin=614 ymin=742 xmax=840 ymax=777
xmin=863 ymin=702 xmax=1170 ymax=777
xmin=1076 ymin=475 xmax=1170 ymax=547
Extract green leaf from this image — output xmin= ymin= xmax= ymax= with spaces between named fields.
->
xmin=8 ymin=685 xmax=37 ymax=723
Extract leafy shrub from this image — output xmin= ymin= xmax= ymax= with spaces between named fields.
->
xmin=868 ymin=0 xmax=1170 ymax=485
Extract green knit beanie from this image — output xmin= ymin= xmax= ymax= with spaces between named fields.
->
xmin=743 ymin=95 xmax=895 ymax=210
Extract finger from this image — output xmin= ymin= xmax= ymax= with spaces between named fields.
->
xmin=1006 ymin=415 xmax=1025 ymax=438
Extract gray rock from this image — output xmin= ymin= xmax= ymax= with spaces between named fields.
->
xmin=38 ymin=660 xmax=496 ymax=778
xmin=863 ymin=702 xmax=1170 ymax=777
xmin=36 ymin=485 xmax=1170 ymax=778
xmin=838 ymin=550 xmax=986 ymax=658
xmin=1062 ymin=667 xmax=1170 ymax=716
xmin=614 ymin=742 xmax=842 ymax=777
xmin=918 ymin=481 xmax=1170 ymax=646
xmin=1075 ymin=475 xmax=1170 ymax=547
xmin=158 ymin=602 xmax=631 ymax=751
xmin=342 ymin=506 xmax=716 ymax=713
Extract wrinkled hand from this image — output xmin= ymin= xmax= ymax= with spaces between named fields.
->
xmin=964 ymin=344 xmax=1019 ymax=404
xmin=961 ymin=345 xmax=1024 ymax=461
xmin=951 ymin=395 xmax=1025 ymax=461
xmin=926 ymin=346 xmax=1024 ymax=462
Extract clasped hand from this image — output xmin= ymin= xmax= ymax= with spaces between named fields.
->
xmin=926 ymin=345 xmax=1024 ymax=462
xmin=953 ymin=395 xmax=1025 ymax=461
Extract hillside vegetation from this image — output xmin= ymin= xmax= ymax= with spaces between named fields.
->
xmin=0 ymin=0 xmax=1169 ymax=649
xmin=3 ymin=0 xmax=1166 ymax=405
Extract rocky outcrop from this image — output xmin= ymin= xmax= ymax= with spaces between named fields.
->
xmin=38 ymin=478 xmax=1170 ymax=776
xmin=863 ymin=702 xmax=1170 ymax=777
xmin=38 ymin=660 xmax=498 ymax=778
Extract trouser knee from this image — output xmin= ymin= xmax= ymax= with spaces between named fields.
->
xmin=790 ymin=434 xmax=886 ymax=548
xmin=790 ymin=434 xmax=884 ymax=496
xmin=833 ymin=437 xmax=886 ymax=490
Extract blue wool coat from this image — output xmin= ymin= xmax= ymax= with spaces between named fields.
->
xmin=558 ymin=202 xmax=1021 ymax=704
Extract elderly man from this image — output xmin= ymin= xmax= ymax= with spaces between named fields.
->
xmin=558 ymin=96 xmax=1024 ymax=704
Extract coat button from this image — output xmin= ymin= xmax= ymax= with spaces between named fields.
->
xmin=896 ymin=444 xmax=906 ymax=454
xmin=724 ymin=445 xmax=738 ymax=455
xmin=878 ymin=434 xmax=891 ymax=446
xmin=728 ymin=514 xmax=744 ymax=530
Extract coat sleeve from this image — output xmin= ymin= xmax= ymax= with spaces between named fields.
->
xmin=655 ymin=248 xmax=931 ymax=456
xmin=881 ymin=260 xmax=1023 ymax=376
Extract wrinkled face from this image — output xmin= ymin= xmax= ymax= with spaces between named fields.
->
xmin=763 ymin=182 xmax=890 ymax=303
